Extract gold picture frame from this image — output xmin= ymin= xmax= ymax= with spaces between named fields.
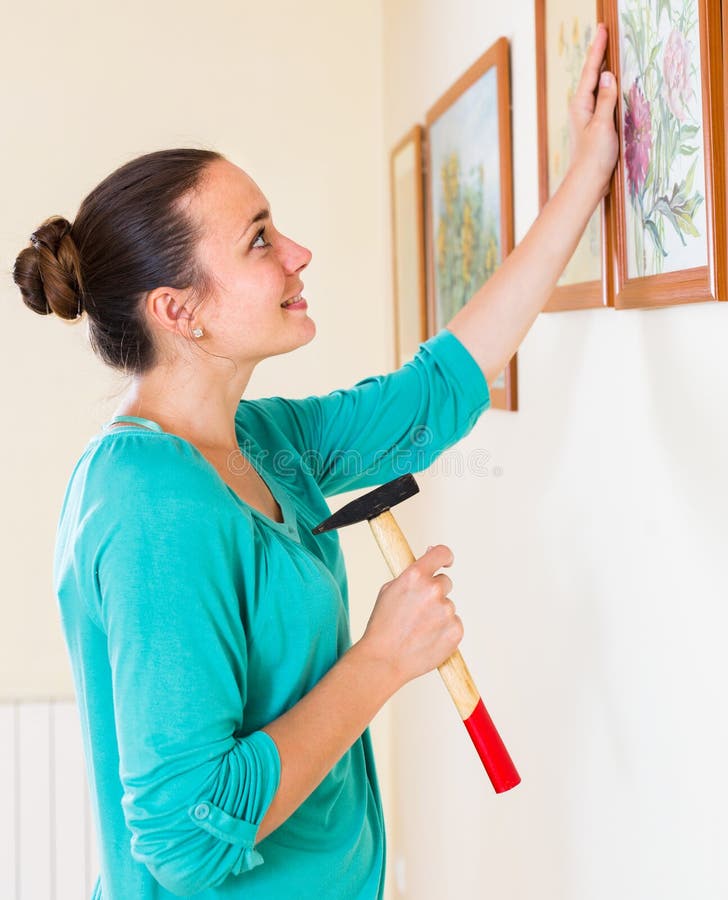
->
xmin=424 ymin=37 xmax=518 ymax=411
xmin=389 ymin=125 xmax=428 ymax=368
xmin=536 ymin=0 xmax=613 ymax=311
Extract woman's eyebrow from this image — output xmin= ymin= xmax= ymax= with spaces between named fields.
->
xmin=236 ymin=208 xmax=270 ymax=243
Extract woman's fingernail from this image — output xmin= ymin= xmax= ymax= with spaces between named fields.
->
xmin=600 ymin=71 xmax=613 ymax=87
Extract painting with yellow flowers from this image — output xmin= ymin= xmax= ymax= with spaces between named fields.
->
xmin=536 ymin=0 xmax=610 ymax=310
xmin=425 ymin=37 xmax=517 ymax=411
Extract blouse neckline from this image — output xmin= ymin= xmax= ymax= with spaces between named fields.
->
xmin=102 ymin=415 xmax=299 ymax=539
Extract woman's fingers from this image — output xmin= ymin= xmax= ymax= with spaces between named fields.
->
xmin=364 ymin=543 xmax=462 ymax=686
xmin=571 ymin=23 xmax=609 ymax=128
xmin=568 ymin=21 xmax=619 ymax=186
xmin=432 ymin=572 xmax=453 ymax=598
xmin=420 ymin=544 xmax=454 ymax=572
xmin=594 ymin=70 xmax=618 ymax=124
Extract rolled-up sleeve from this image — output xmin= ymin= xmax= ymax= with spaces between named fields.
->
xmin=93 ymin=440 xmax=280 ymax=896
xmin=244 ymin=328 xmax=490 ymax=497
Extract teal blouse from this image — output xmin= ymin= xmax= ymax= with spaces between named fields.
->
xmin=53 ymin=329 xmax=490 ymax=899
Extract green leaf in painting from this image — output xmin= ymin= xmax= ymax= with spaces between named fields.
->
xmin=675 ymin=194 xmax=699 ymax=218
xmin=684 ymin=157 xmax=698 ymax=196
xmin=622 ymin=7 xmax=639 ymax=41
xmin=653 ymin=126 xmax=662 ymax=198
xmin=624 ymin=31 xmax=640 ymax=67
xmin=644 ymin=219 xmax=668 ymax=256
xmin=679 ymin=144 xmax=699 ymax=156
xmin=691 ymin=193 xmax=704 ymax=216
xmin=674 ymin=211 xmax=700 ymax=237
xmin=647 ymin=42 xmax=663 ymax=69
xmin=654 ymin=197 xmax=687 ymax=246
xmin=643 ymin=162 xmax=654 ymax=195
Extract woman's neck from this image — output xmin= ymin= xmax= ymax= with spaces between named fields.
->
xmin=115 ymin=361 xmax=254 ymax=452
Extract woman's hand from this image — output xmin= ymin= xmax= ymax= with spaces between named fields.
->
xmin=359 ymin=544 xmax=462 ymax=690
xmin=568 ymin=22 xmax=620 ymax=198
xmin=445 ymin=23 xmax=620 ymax=386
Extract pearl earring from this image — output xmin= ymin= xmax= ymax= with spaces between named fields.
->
xmin=192 ymin=327 xmax=205 ymax=339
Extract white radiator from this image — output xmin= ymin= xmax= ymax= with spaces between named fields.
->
xmin=0 ymin=701 xmax=99 ymax=899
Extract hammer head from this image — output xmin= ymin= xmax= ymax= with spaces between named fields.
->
xmin=312 ymin=474 xmax=419 ymax=534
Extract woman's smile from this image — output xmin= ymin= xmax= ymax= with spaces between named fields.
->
xmin=281 ymin=294 xmax=307 ymax=310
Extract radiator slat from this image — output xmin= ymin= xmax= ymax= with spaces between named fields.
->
xmin=0 ymin=704 xmax=18 ymax=899
xmin=53 ymin=702 xmax=87 ymax=898
xmin=3 ymin=701 xmax=99 ymax=900
xmin=17 ymin=703 xmax=52 ymax=900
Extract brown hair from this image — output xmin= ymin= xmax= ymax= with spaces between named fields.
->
xmin=13 ymin=148 xmax=223 ymax=374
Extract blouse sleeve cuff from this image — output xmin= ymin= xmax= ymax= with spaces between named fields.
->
xmin=417 ymin=328 xmax=491 ymax=415
xmin=187 ymin=729 xmax=281 ymax=875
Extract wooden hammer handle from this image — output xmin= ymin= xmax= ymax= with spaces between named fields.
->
xmin=369 ymin=511 xmax=520 ymax=793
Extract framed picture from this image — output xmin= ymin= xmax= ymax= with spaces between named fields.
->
xmin=536 ymin=0 xmax=612 ymax=311
xmin=424 ymin=37 xmax=518 ymax=411
xmin=723 ymin=0 xmax=728 ymax=243
xmin=390 ymin=125 xmax=428 ymax=368
xmin=604 ymin=0 xmax=727 ymax=308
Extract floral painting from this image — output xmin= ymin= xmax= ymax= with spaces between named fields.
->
xmin=547 ymin=6 xmax=602 ymax=286
xmin=428 ymin=67 xmax=501 ymax=331
xmin=619 ymin=0 xmax=708 ymax=278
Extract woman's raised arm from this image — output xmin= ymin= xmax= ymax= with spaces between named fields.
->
xmin=446 ymin=23 xmax=619 ymax=385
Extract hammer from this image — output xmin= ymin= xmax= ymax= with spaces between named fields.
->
xmin=313 ymin=474 xmax=520 ymax=794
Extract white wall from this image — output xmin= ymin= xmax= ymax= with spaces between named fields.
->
xmin=1 ymin=1 xmax=395 ymax=896
xmin=382 ymin=2 xmax=728 ymax=899
xmin=0 ymin=0 xmax=389 ymax=696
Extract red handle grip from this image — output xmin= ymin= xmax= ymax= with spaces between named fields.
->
xmin=463 ymin=697 xmax=521 ymax=793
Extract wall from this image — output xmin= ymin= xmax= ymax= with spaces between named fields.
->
xmin=382 ymin=2 xmax=728 ymax=898
xmin=0 ymin=0 xmax=388 ymax=695
xmin=0 ymin=1 xmax=395 ymax=897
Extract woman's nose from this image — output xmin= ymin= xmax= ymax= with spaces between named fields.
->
xmin=281 ymin=234 xmax=312 ymax=273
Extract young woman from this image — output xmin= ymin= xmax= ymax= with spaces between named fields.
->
xmin=13 ymin=27 xmax=618 ymax=900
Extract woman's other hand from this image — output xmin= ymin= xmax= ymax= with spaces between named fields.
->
xmin=568 ymin=22 xmax=620 ymax=198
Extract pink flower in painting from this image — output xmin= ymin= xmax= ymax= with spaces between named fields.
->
xmin=624 ymin=80 xmax=652 ymax=197
xmin=662 ymin=28 xmax=694 ymax=121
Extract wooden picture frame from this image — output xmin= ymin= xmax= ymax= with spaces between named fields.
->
xmin=389 ymin=126 xmax=428 ymax=368
xmin=723 ymin=0 xmax=728 ymax=246
xmin=424 ymin=37 xmax=517 ymax=411
xmin=604 ymin=0 xmax=727 ymax=308
xmin=536 ymin=0 xmax=612 ymax=311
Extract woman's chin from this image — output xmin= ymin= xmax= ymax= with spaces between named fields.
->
xmin=296 ymin=315 xmax=316 ymax=344
xmin=275 ymin=316 xmax=316 ymax=356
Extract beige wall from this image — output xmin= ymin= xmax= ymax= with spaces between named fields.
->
xmin=1 ymin=0 xmax=388 ymax=690
xmin=0 ymin=2 xmax=394 ymax=895
xmin=383 ymin=2 xmax=728 ymax=899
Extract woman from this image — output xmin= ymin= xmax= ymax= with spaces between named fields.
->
xmin=13 ymin=27 xmax=618 ymax=900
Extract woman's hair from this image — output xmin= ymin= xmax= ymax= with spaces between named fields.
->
xmin=13 ymin=148 xmax=223 ymax=374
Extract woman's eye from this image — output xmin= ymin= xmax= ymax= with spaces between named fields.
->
xmin=252 ymin=227 xmax=270 ymax=249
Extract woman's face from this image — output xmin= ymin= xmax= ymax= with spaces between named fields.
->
xmin=184 ymin=157 xmax=314 ymax=364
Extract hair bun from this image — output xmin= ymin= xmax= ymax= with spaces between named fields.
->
xmin=13 ymin=216 xmax=85 ymax=320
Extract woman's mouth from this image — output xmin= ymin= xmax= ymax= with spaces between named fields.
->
xmin=280 ymin=294 xmax=307 ymax=310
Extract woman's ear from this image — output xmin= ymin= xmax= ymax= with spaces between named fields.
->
xmin=146 ymin=288 xmax=195 ymax=336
